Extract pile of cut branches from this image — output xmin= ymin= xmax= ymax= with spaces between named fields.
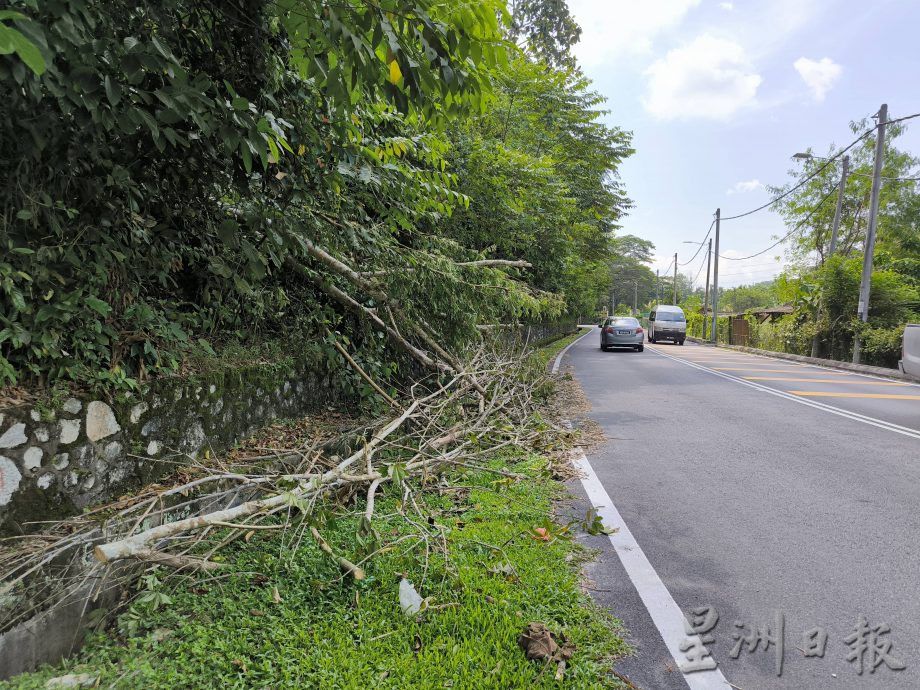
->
xmin=0 ymin=345 xmax=568 ymax=633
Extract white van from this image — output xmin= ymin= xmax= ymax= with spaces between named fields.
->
xmin=900 ymin=324 xmax=920 ymax=378
xmin=648 ymin=305 xmax=686 ymax=345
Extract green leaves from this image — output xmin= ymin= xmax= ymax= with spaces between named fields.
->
xmin=387 ymin=462 xmax=408 ymax=487
xmin=0 ymin=11 xmax=46 ymax=75
xmin=104 ymin=75 xmax=121 ymax=105
xmin=85 ymin=296 xmax=112 ymax=317
xmin=274 ymin=0 xmax=506 ymax=121
xmin=0 ymin=0 xmax=611 ymax=395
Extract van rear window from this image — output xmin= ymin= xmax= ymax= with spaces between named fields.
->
xmin=657 ymin=312 xmax=685 ymax=321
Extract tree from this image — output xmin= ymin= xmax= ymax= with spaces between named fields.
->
xmin=770 ymin=119 xmax=919 ymax=267
xmin=607 ymin=235 xmax=656 ymax=312
xmin=0 ymin=0 xmax=635 ymax=392
xmin=0 ymin=0 xmax=508 ymax=388
xmin=505 ymin=0 xmax=582 ymax=67
xmin=441 ymin=56 xmax=633 ymax=319
xmin=719 ymin=281 xmax=779 ymax=313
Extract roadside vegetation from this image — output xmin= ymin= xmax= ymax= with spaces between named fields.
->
xmin=3 ymin=336 xmax=631 ymax=690
xmin=1 ymin=2 xmax=641 ymax=685
xmin=3 ymin=452 xmax=630 ymax=690
xmin=0 ymin=0 xmax=631 ymax=398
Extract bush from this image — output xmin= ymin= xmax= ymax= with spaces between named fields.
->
xmin=859 ymin=325 xmax=905 ymax=368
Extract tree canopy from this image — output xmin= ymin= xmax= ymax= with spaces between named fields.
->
xmin=0 ymin=0 xmax=633 ymax=394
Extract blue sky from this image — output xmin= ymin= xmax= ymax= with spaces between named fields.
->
xmin=568 ymin=0 xmax=920 ymax=287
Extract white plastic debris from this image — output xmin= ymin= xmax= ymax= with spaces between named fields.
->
xmin=399 ymin=578 xmax=423 ymax=616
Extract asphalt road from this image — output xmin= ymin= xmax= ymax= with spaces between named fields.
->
xmin=563 ymin=331 xmax=920 ymax=689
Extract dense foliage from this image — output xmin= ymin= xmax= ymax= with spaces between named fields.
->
xmin=0 ymin=0 xmax=632 ymax=392
xmin=441 ymin=58 xmax=632 ymax=319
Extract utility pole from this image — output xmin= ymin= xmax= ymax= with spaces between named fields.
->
xmin=633 ymin=281 xmax=638 ymax=315
xmin=702 ymin=238 xmax=712 ymax=340
xmin=853 ymin=104 xmax=887 ymax=364
xmin=672 ymin=253 xmax=678 ymax=304
xmin=711 ymin=209 xmax=721 ymax=343
xmin=829 ymin=154 xmax=849 ymax=255
xmin=656 ymin=270 xmax=660 ymax=303
xmin=610 ymin=289 xmax=615 ymax=316
xmin=811 ymin=154 xmax=851 ymax=357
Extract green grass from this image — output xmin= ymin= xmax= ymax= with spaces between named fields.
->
xmin=535 ymin=327 xmax=590 ymax=367
xmin=4 ymin=453 xmax=630 ymax=689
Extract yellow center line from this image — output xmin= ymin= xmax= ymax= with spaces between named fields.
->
xmin=789 ymin=391 xmax=920 ymax=400
xmin=679 ymin=357 xmax=804 ymax=363
xmin=714 ymin=367 xmax=851 ymax=374
xmin=744 ymin=377 xmax=906 ymax=385
xmin=699 ymin=361 xmax=807 ymax=366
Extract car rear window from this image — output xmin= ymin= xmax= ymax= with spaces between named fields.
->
xmin=611 ymin=318 xmax=639 ymax=327
xmin=657 ymin=312 xmax=684 ymax=321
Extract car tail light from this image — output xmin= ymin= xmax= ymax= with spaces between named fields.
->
xmin=605 ymin=327 xmax=614 ymax=333
xmin=636 ymin=327 xmax=644 ymax=334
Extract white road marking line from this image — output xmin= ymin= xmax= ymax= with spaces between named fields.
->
xmin=571 ymin=444 xmax=732 ymax=690
xmin=551 ymin=327 xmax=594 ymax=374
xmin=650 ymin=346 xmax=920 ymax=440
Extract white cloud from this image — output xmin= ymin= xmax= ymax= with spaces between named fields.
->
xmin=727 ymin=179 xmax=764 ymax=195
xmin=720 ymin=1 xmax=734 ymax=10
xmin=793 ymin=57 xmax=842 ymax=102
xmin=568 ymin=0 xmax=701 ymax=67
xmin=642 ymin=35 xmax=762 ymax=120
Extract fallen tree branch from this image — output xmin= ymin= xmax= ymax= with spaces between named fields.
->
xmin=94 ymin=401 xmax=420 ymax=564
xmin=5 ymin=344 xmax=556 ymax=635
xmin=325 ymin=329 xmax=400 ymax=408
xmin=364 ymin=478 xmax=383 ymax=523
xmin=310 ymin=526 xmax=366 ymax=580
xmin=360 ymin=259 xmax=532 ymax=279
xmin=210 ymin=521 xmax=285 ymax=531
xmin=130 ymin=549 xmax=224 ymax=572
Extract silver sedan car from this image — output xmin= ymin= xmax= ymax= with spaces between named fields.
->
xmin=599 ymin=317 xmax=645 ymax=352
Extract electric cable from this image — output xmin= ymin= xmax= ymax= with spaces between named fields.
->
xmin=719 ymin=185 xmax=838 ymax=261
xmin=720 ymin=109 xmax=920 ymax=221
xmin=678 ymin=219 xmax=715 ymax=266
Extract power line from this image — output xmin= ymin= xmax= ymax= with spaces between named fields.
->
xmin=716 ymin=261 xmax=785 ymax=269
xmin=720 ymin=132 xmax=871 ymax=221
xmin=719 ymin=109 xmax=920 ymax=222
xmin=690 ymin=250 xmax=708 ymax=286
xmin=678 ymin=219 xmax=715 ymax=266
xmin=719 ymin=185 xmax=839 ymax=261
xmin=885 ymin=111 xmax=920 ymax=127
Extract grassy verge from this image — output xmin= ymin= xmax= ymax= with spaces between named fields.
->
xmin=535 ymin=327 xmax=590 ymax=367
xmin=4 ymin=451 xmax=630 ymax=689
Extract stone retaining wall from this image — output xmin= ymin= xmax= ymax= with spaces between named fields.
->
xmin=0 ymin=355 xmax=347 ymax=535
xmin=0 ymin=353 xmax=354 ymax=678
